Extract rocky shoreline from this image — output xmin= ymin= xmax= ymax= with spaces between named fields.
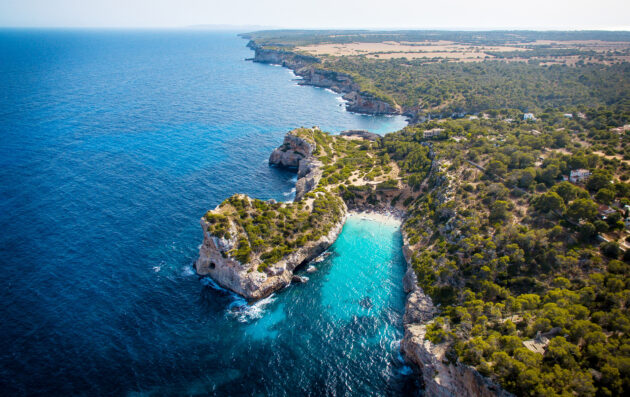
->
xmin=195 ymin=208 xmax=346 ymax=301
xmin=245 ymin=40 xmax=403 ymax=117
xmin=195 ymin=130 xmax=347 ymax=301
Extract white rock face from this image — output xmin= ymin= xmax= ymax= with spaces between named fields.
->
xmin=249 ymin=42 xmax=402 ymax=117
xmin=196 ymin=130 xmax=346 ymax=300
xmin=269 ymin=132 xmax=322 ymax=201
xmin=295 ymin=157 xmax=322 ymax=201
xmin=195 ymin=209 xmax=346 ymax=300
xmin=401 ymin=321 xmax=512 ymax=397
xmin=268 ymin=133 xmax=313 ymax=168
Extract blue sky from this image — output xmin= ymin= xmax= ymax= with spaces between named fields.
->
xmin=1 ymin=0 xmax=629 ymax=30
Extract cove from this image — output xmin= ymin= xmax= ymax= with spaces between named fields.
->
xmin=212 ymin=214 xmax=419 ymax=395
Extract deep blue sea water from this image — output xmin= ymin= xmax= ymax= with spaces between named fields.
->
xmin=0 ymin=30 xmax=417 ymax=395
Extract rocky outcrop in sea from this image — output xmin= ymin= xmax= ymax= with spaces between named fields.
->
xmin=269 ymin=131 xmax=323 ymax=201
xmin=195 ymin=208 xmax=346 ymax=300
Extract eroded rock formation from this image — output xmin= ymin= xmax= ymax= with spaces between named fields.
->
xmin=195 ymin=130 xmax=345 ymax=300
xmin=248 ymin=40 xmax=402 ymax=116
xmin=269 ymin=131 xmax=322 ymax=201
xmin=195 ymin=207 xmax=346 ymax=300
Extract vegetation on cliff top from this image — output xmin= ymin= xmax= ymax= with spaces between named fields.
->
xmin=244 ymin=30 xmax=630 ymax=116
xmin=205 ymin=192 xmax=344 ymax=271
xmin=395 ymin=107 xmax=630 ymax=396
xmin=208 ymin=105 xmax=630 ymax=394
xmin=321 ymin=58 xmax=630 ymax=114
xmin=204 ymin=127 xmax=425 ymax=272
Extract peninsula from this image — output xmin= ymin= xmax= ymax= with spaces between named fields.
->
xmin=195 ymin=127 xmax=410 ymax=299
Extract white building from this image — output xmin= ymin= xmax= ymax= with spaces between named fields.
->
xmin=423 ymin=128 xmax=444 ymax=139
xmin=563 ymin=113 xmax=573 ymax=118
xmin=570 ymin=169 xmax=591 ymax=184
xmin=523 ymin=113 xmax=536 ymax=121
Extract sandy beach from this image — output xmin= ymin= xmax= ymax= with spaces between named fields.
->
xmin=348 ymin=210 xmax=403 ymax=227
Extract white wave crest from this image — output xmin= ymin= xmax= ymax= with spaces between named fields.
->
xmin=181 ymin=266 xmax=195 ymax=276
xmin=228 ymin=294 xmax=276 ymax=323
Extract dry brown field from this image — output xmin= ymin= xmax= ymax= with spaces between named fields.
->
xmin=294 ymin=40 xmax=630 ymax=64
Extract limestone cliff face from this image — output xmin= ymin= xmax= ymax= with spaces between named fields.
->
xmin=248 ymin=41 xmax=319 ymax=70
xmin=401 ymin=320 xmax=513 ymax=397
xmin=268 ymin=131 xmax=322 ymax=201
xmin=342 ymin=91 xmax=401 ymax=115
xmin=196 ymin=130 xmax=344 ymax=300
xmin=400 ymin=231 xmax=513 ymax=397
xmin=268 ymin=132 xmax=313 ymax=168
xmin=295 ymin=158 xmax=322 ymax=201
xmin=297 ymin=67 xmax=358 ymax=92
xmin=248 ymin=40 xmax=402 ymax=117
xmin=195 ymin=208 xmax=346 ymax=301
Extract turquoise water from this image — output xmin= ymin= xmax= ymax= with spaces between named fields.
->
xmin=0 ymin=30 xmax=417 ymax=395
xmin=225 ymin=216 xmax=416 ymax=395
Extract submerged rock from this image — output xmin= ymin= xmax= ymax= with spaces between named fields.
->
xmin=359 ymin=296 xmax=373 ymax=309
xmin=306 ymin=265 xmax=317 ymax=273
xmin=291 ymin=275 xmax=308 ymax=284
xmin=312 ymin=251 xmax=331 ymax=263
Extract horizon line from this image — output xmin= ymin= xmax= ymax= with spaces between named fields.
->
xmin=1 ymin=25 xmax=630 ymax=32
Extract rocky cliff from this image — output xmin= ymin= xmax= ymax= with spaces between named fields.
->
xmin=195 ymin=204 xmax=346 ymax=300
xmin=196 ymin=129 xmax=346 ymax=301
xmin=268 ymin=131 xmax=322 ymax=201
xmin=247 ymin=40 xmax=402 ymax=116
xmin=248 ymin=41 xmax=320 ymax=70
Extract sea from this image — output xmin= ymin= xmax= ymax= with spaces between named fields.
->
xmin=0 ymin=29 xmax=419 ymax=395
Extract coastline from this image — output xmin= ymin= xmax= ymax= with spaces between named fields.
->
xmin=244 ymin=39 xmax=408 ymax=119
xmin=198 ymin=43 xmax=509 ymax=395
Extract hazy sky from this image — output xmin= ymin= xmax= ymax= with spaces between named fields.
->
xmin=1 ymin=0 xmax=629 ymax=30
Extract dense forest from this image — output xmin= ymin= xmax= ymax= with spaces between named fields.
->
xmin=385 ymin=108 xmax=630 ymax=396
xmin=322 ymin=58 xmax=630 ymax=113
